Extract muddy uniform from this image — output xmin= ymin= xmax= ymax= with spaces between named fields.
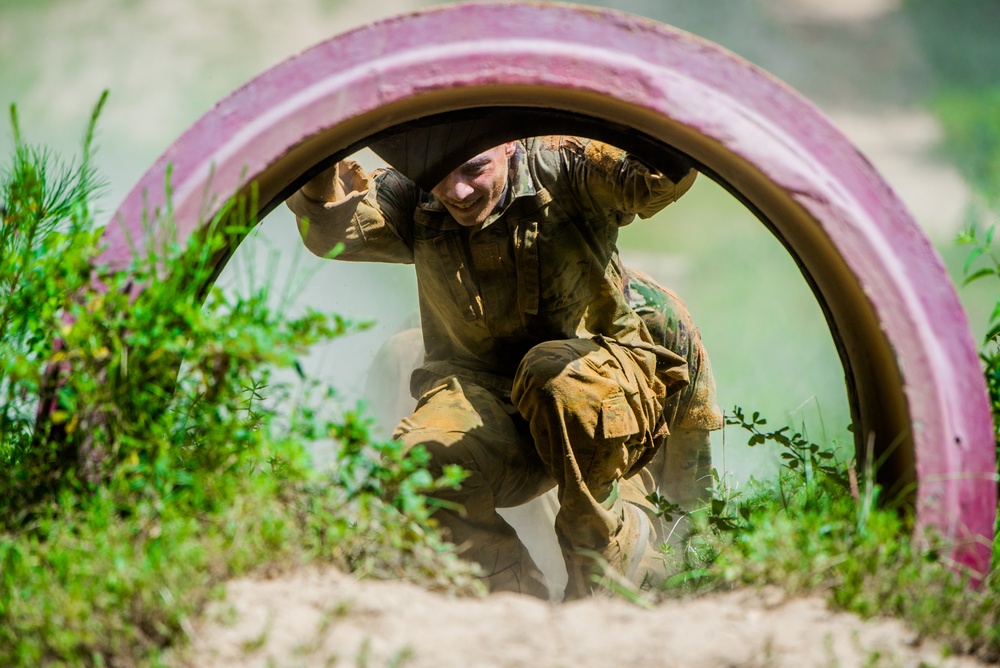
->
xmin=288 ymin=136 xmax=697 ymax=598
xmin=363 ymin=272 xmax=724 ymax=597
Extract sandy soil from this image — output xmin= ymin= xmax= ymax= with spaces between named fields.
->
xmin=176 ymin=566 xmax=987 ymax=668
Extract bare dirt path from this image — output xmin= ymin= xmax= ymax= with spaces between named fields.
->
xmin=176 ymin=566 xmax=986 ymax=667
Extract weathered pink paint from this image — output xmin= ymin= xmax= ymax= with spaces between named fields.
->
xmin=104 ymin=3 xmax=996 ymax=576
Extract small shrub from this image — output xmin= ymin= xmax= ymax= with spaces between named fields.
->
xmin=957 ymin=223 xmax=1000 ymax=451
xmin=0 ymin=97 xmax=478 ymax=666
xmin=654 ymin=405 xmax=1000 ymax=662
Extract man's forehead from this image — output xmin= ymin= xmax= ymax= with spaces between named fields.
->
xmin=460 ymin=147 xmax=503 ymax=167
xmin=367 ymin=116 xmax=519 ymax=190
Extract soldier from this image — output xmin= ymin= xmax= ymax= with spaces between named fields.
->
xmin=364 ymin=269 xmax=723 ymax=599
xmin=288 ymin=136 xmax=711 ymax=598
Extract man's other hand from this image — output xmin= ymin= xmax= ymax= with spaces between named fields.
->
xmin=301 ymin=160 xmax=369 ymax=203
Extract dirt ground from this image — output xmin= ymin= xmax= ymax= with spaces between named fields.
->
xmin=176 ymin=566 xmax=987 ymax=668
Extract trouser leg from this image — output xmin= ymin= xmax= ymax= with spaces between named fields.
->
xmin=511 ymin=338 xmax=668 ymax=597
xmin=392 ymin=376 xmax=551 ymax=598
xmin=652 ymin=426 xmax=713 ymax=510
xmin=497 ymin=490 xmax=567 ymax=597
xmin=646 ymin=426 xmax=713 ymax=548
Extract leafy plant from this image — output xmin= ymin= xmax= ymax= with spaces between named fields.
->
xmin=957 ymin=223 xmax=1000 ymax=450
xmin=651 ymin=403 xmax=1000 ymax=662
xmin=0 ymin=98 xmax=478 ymax=666
xmin=725 ymin=405 xmax=851 ymax=495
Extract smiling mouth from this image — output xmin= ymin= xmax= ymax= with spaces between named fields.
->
xmin=449 ymin=197 xmax=480 ymax=212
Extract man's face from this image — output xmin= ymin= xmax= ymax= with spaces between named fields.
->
xmin=430 ymin=143 xmax=515 ymax=227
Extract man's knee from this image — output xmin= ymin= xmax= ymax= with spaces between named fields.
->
xmin=393 ymin=418 xmax=475 ymax=476
xmin=392 ymin=422 xmax=496 ymax=516
xmin=512 ymin=339 xmax=596 ymax=406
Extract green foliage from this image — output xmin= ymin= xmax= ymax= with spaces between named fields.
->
xmin=1 ymin=94 xmax=107 ymax=483
xmin=725 ymin=406 xmax=848 ymax=490
xmin=0 ymin=97 xmax=335 ymax=518
xmin=710 ymin=468 xmax=1000 ymax=661
xmin=656 ymin=408 xmax=1000 ymax=662
xmin=654 ymin=406 xmax=854 ymax=593
xmin=958 ymin=224 xmax=1000 ymax=449
xmin=0 ymin=99 xmax=478 ymax=666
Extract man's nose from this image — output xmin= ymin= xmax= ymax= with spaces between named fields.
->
xmin=446 ymin=179 xmax=475 ymax=201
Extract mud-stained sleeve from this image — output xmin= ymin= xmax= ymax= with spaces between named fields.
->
xmin=570 ymin=138 xmax=697 ymax=223
xmin=286 ymin=167 xmax=417 ymax=264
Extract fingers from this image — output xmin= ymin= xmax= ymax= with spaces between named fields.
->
xmin=338 ymin=160 xmax=370 ymax=196
xmin=300 ymin=160 xmax=370 ymax=202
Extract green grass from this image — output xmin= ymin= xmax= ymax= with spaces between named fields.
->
xmin=652 ymin=411 xmax=1000 ymax=662
xmin=0 ymin=99 xmax=479 ymax=666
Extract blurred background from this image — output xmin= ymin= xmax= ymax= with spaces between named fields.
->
xmin=1 ymin=0 xmax=996 ymax=482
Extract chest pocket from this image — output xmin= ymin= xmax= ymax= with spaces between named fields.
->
xmin=413 ymin=212 xmax=483 ymax=323
xmin=515 ymin=190 xmax=601 ymax=315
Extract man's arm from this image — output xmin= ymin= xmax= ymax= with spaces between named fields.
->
xmin=569 ymin=138 xmax=697 ymax=222
xmin=286 ymin=160 xmax=416 ymax=263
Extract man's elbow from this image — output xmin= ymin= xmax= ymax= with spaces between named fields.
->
xmin=637 ymin=168 xmax=698 ymax=219
xmin=297 ymin=217 xmax=347 ymax=259
xmin=296 ymin=217 xmax=324 ymax=257
xmin=673 ymin=168 xmax=697 ymax=201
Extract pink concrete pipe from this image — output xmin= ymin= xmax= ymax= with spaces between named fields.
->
xmin=103 ymin=2 xmax=997 ymax=577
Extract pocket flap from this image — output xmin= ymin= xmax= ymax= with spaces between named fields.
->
xmin=601 ymin=391 xmax=639 ymax=440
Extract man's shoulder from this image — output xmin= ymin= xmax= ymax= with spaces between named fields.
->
xmin=524 ymin=135 xmax=584 ymax=153
xmin=524 ymin=136 xmax=627 ymax=176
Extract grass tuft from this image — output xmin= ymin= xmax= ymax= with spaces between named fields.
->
xmin=0 ymin=98 xmax=479 ymax=666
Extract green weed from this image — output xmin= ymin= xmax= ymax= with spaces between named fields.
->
xmin=0 ymin=99 xmax=478 ymax=666
xmin=654 ymin=404 xmax=1000 ymax=662
xmin=957 ymin=224 xmax=1000 ymax=452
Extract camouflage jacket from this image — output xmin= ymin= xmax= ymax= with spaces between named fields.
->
xmin=287 ymin=136 xmax=696 ymax=400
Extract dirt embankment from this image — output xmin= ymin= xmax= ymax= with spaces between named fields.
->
xmin=178 ymin=566 xmax=986 ymax=667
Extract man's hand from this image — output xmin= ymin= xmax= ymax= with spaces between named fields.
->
xmin=300 ymin=160 xmax=369 ymax=203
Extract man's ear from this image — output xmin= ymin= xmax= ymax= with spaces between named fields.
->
xmin=504 ymin=141 xmax=517 ymax=157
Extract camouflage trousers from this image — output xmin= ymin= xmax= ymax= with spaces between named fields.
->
xmin=392 ymin=337 xmax=671 ymax=599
